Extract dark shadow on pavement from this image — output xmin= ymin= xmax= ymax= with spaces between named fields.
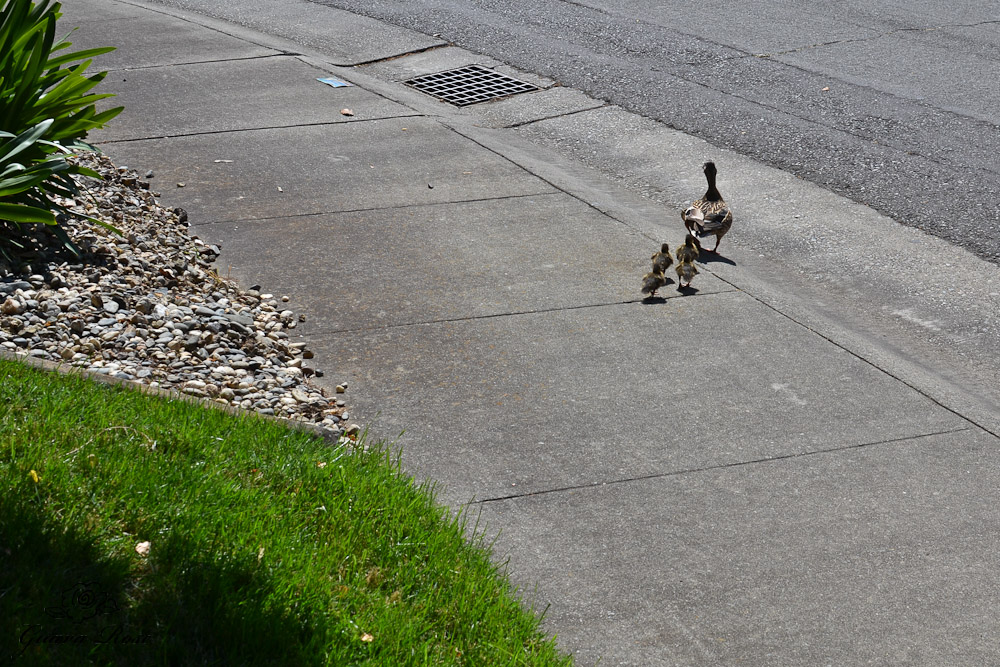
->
xmin=697 ymin=250 xmax=736 ymax=266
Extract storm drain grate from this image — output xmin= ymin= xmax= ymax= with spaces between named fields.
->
xmin=405 ymin=65 xmax=539 ymax=106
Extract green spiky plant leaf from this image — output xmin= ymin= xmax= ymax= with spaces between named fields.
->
xmin=0 ymin=0 xmax=123 ymax=262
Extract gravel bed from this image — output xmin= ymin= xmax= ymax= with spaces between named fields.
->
xmin=0 ymin=152 xmax=355 ymax=438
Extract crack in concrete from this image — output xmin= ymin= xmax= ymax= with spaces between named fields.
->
xmin=550 ymin=0 xmax=1000 ymax=68
xmin=618 ymin=59 xmax=1000 ymax=181
xmin=517 ymin=4 xmax=1000 ymax=177
xmin=668 ymin=22 xmax=1000 ymax=175
xmin=751 ymin=20 xmax=1000 ymax=59
xmin=471 ymin=426 xmax=972 ymax=504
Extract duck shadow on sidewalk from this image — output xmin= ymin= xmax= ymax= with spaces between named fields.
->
xmin=675 ymin=285 xmax=699 ymax=296
xmin=697 ymin=250 xmax=736 ymax=266
xmin=640 ymin=282 xmax=699 ymax=303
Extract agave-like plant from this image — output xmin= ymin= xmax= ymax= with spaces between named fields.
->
xmin=0 ymin=0 xmax=124 ymax=261
xmin=0 ymin=119 xmax=63 ymax=226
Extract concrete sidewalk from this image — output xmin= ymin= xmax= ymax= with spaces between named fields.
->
xmin=64 ymin=0 xmax=1000 ymax=664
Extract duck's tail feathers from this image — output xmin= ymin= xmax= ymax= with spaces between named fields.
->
xmin=695 ymin=211 xmax=730 ymax=236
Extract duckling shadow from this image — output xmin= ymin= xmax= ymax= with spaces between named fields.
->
xmin=697 ymin=250 xmax=736 ymax=266
xmin=641 ymin=295 xmax=668 ymax=305
xmin=676 ymin=285 xmax=699 ymax=296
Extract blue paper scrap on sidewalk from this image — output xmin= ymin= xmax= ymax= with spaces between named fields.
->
xmin=317 ymin=77 xmax=353 ymax=88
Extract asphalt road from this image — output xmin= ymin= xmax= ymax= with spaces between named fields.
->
xmin=308 ymin=0 xmax=1000 ymax=265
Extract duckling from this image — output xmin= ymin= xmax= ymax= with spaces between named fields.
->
xmin=675 ymin=233 xmax=700 ymax=264
xmin=641 ymin=270 xmax=667 ymax=298
xmin=651 ymin=243 xmax=673 ymax=274
xmin=675 ymin=260 xmax=698 ymax=289
xmin=681 ymin=161 xmax=733 ymax=252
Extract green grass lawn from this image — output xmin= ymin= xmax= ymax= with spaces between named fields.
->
xmin=0 ymin=358 xmax=572 ymax=666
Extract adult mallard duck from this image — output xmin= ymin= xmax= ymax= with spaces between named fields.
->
xmin=682 ymin=161 xmax=733 ymax=252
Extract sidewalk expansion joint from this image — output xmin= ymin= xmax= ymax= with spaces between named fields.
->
xmin=440 ymin=122 xmax=665 ymax=238
xmin=302 ymin=290 xmax=740 ymax=337
xmin=103 ymin=53 xmax=300 ymax=74
xmin=470 ymin=426 xmax=972 ymax=505
xmin=710 ymin=273 xmax=1000 ymax=439
xmin=93 ymin=115 xmax=423 ymax=146
xmin=187 ymin=192 xmax=562 ymax=228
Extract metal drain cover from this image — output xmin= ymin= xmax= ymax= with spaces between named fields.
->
xmin=405 ymin=65 xmax=539 ymax=106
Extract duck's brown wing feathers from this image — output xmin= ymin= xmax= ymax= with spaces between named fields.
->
xmin=695 ymin=209 xmax=731 ymax=232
